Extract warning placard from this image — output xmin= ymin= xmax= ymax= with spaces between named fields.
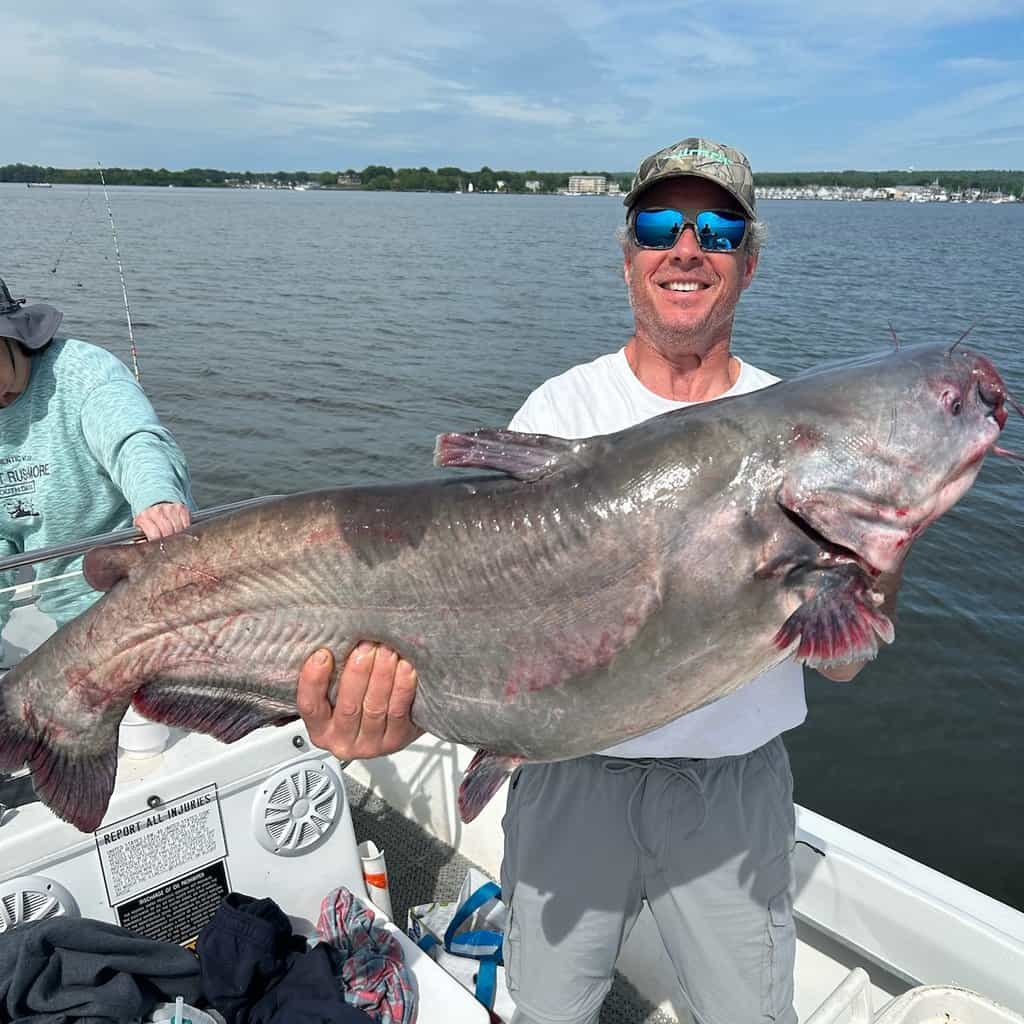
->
xmin=115 ymin=861 xmax=230 ymax=946
xmin=95 ymin=784 xmax=228 ymax=906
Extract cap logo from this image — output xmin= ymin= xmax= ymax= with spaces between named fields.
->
xmin=669 ymin=146 xmax=732 ymax=165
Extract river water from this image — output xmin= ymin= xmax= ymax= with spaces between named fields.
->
xmin=4 ymin=183 xmax=1023 ymax=910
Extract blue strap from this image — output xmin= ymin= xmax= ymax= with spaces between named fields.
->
xmin=444 ymin=881 xmax=502 ymax=953
xmin=417 ymin=933 xmax=440 ymax=953
xmin=475 ymin=958 xmax=498 ymax=1009
xmin=449 ymin=930 xmax=503 ymax=962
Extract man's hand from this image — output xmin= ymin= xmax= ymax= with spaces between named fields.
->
xmin=297 ymin=643 xmax=424 ymax=760
xmin=134 ymin=502 xmax=192 ymax=540
xmin=818 ymin=660 xmax=867 ymax=682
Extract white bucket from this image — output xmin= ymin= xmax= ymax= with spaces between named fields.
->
xmin=118 ymin=706 xmax=170 ymax=758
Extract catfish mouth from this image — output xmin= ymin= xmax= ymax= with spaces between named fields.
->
xmin=780 ymin=506 xmax=883 ymax=578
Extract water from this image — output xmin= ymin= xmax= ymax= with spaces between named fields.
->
xmin=4 ymin=184 xmax=1023 ymax=910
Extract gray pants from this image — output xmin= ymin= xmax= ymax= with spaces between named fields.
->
xmin=500 ymin=737 xmax=797 ymax=1024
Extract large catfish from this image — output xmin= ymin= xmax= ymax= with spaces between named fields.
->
xmin=0 ymin=343 xmax=1017 ymax=833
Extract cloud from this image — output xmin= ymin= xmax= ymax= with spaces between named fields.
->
xmin=945 ymin=57 xmax=1020 ymax=73
xmin=464 ymin=95 xmax=574 ymax=126
xmin=3 ymin=0 xmax=1024 ymax=170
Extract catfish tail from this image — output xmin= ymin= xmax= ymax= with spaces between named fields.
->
xmin=0 ymin=662 xmax=120 ymax=832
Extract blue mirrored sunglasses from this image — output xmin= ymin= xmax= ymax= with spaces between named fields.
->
xmin=631 ymin=208 xmax=748 ymax=252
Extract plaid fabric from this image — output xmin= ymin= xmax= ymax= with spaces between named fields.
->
xmin=317 ymin=887 xmax=417 ymax=1024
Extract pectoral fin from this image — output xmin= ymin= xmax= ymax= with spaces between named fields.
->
xmin=458 ymin=749 xmax=524 ymax=822
xmin=774 ymin=569 xmax=894 ymax=668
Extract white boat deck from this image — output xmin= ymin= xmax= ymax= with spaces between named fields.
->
xmin=2 ymin=596 xmax=1023 ymax=1022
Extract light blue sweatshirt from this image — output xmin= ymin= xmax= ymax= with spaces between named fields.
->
xmin=0 ymin=338 xmax=194 ymax=628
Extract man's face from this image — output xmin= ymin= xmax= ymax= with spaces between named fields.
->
xmin=623 ymin=177 xmax=758 ymax=355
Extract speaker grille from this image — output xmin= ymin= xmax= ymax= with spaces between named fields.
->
xmin=0 ymin=876 xmax=79 ymax=933
xmin=252 ymin=759 xmax=342 ymax=856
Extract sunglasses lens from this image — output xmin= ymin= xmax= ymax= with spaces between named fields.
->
xmin=694 ymin=210 xmax=747 ymax=251
xmin=633 ymin=209 xmax=686 ymax=249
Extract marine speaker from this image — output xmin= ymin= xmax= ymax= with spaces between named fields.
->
xmin=0 ymin=875 xmax=79 ymax=932
xmin=251 ymin=758 xmax=343 ymax=856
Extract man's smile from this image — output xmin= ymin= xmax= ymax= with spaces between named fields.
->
xmin=660 ymin=281 xmax=708 ymax=292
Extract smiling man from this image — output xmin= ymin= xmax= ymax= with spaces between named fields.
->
xmin=297 ymin=138 xmax=872 ymax=1024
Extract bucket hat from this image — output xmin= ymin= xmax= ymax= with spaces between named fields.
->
xmin=0 ymin=278 xmax=63 ymax=350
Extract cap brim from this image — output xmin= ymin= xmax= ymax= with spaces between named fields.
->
xmin=0 ymin=305 xmax=63 ymax=350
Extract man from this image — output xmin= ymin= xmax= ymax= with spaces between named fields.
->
xmin=295 ymin=138 xmax=874 ymax=1024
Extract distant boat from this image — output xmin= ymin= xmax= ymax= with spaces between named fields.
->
xmin=26 ymin=182 xmax=52 ymax=189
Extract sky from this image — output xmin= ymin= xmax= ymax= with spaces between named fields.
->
xmin=5 ymin=1 xmax=1024 ymax=174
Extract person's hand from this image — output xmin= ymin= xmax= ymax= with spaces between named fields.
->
xmin=818 ymin=660 xmax=867 ymax=682
xmin=297 ymin=643 xmax=423 ymax=760
xmin=134 ymin=502 xmax=192 ymax=540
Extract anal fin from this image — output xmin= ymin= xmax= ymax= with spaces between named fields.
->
xmin=133 ymin=682 xmax=298 ymax=743
xmin=774 ymin=571 xmax=894 ymax=669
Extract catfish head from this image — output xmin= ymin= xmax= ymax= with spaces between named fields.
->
xmin=777 ymin=342 xmax=1011 ymax=578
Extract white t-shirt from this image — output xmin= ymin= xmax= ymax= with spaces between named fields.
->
xmin=508 ymin=347 xmax=807 ymax=759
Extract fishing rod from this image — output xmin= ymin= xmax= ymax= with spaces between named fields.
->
xmin=97 ymin=163 xmax=142 ymax=383
xmin=0 ymin=494 xmax=283 ymax=576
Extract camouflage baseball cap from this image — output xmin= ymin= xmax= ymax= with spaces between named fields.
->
xmin=623 ymin=137 xmax=756 ymax=217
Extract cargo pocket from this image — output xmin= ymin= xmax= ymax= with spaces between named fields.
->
xmin=762 ymin=889 xmax=796 ymax=1020
xmin=502 ymin=898 xmax=521 ymax=996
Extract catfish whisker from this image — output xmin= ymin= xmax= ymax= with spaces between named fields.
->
xmin=948 ymin=320 xmax=982 ymax=355
xmin=992 ymin=445 xmax=1024 ymax=463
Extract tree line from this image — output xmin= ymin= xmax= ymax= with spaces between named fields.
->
xmin=0 ymin=162 xmax=630 ymax=193
xmin=3 ymin=162 xmax=1022 ymax=195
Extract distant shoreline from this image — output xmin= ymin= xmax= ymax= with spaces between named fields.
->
xmin=4 ymin=162 xmax=1023 ymax=198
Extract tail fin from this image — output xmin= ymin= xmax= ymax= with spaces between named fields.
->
xmin=0 ymin=672 xmax=120 ymax=833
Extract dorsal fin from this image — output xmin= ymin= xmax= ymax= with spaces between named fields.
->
xmin=434 ymin=429 xmax=595 ymax=481
xmin=83 ymin=542 xmax=148 ymax=592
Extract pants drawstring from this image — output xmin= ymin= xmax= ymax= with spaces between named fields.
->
xmin=602 ymin=758 xmax=708 ymax=859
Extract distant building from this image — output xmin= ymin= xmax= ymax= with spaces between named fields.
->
xmin=336 ymin=174 xmax=361 ymax=187
xmin=567 ymin=175 xmax=607 ymax=195
xmin=525 ymin=180 xmax=542 ymax=192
